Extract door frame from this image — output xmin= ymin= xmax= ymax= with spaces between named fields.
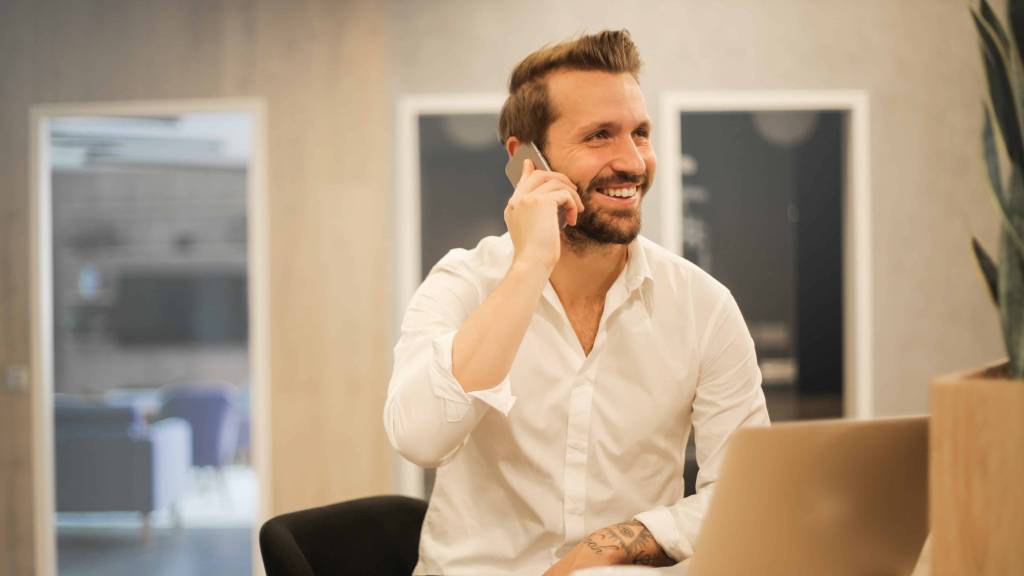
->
xmin=29 ymin=98 xmax=272 ymax=575
xmin=657 ymin=90 xmax=873 ymax=419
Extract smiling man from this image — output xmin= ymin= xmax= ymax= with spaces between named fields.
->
xmin=384 ymin=30 xmax=769 ymax=575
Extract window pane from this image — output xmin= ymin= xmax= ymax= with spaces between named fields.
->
xmin=419 ymin=113 xmax=508 ymax=275
xmin=680 ymin=110 xmax=844 ymax=422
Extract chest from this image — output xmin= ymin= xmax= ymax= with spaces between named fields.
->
xmin=490 ymin=291 xmax=704 ymax=465
xmin=562 ymin=298 xmax=606 ymax=356
xmin=497 ymin=303 xmax=700 ymax=463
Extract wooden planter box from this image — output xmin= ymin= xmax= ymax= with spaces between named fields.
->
xmin=931 ymin=362 xmax=1024 ymax=575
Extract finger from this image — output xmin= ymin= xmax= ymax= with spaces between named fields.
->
xmin=522 ymin=170 xmax=576 ymax=199
xmin=533 ymin=180 xmax=583 ymax=221
xmin=568 ymin=187 xmax=584 ymax=217
xmin=529 ymin=178 xmax=576 ymax=199
xmin=510 ymin=161 xmax=550 ymax=203
xmin=561 ymin=190 xmax=581 ymax=226
xmin=526 ymin=168 xmax=576 ymax=192
xmin=546 ymin=170 xmax=578 ymax=192
xmin=509 ymin=177 xmax=559 ymax=211
xmin=539 ymin=188 xmax=580 ymax=227
xmin=518 ymin=158 xmax=535 ymax=185
xmin=508 ymin=159 xmax=536 ymax=204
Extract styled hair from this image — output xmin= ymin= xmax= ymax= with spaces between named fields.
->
xmin=498 ymin=29 xmax=643 ymax=151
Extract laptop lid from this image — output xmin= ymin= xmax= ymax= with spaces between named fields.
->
xmin=688 ymin=417 xmax=928 ymax=576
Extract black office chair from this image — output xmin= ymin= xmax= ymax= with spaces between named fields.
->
xmin=259 ymin=495 xmax=428 ymax=576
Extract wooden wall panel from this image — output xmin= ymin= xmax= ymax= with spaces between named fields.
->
xmin=1 ymin=1 xmax=41 ymax=573
xmin=0 ymin=1 xmax=394 ymax=574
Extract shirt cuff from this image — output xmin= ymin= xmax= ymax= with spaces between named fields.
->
xmin=634 ymin=506 xmax=690 ymax=562
xmin=430 ymin=331 xmax=517 ymax=422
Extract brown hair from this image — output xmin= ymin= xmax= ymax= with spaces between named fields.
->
xmin=498 ymin=29 xmax=643 ymax=152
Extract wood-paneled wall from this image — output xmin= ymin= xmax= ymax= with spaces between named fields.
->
xmin=0 ymin=2 xmax=394 ymax=574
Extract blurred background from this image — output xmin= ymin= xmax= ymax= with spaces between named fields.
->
xmin=0 ymin=0 xmax=1002 ymax=575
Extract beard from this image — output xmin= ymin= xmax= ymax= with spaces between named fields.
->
xmin=563 ymin=171 xmax=648 ymax=249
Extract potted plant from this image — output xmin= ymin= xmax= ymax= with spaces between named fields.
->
xmin=931 ymin=1 xmax=1024 ymax=573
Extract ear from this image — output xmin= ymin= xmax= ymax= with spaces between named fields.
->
xmin=505 ymin=136 xmax=521 ymax=159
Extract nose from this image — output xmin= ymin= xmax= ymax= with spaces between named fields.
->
xmin=610 ymin=136 xmax=646 ymax=176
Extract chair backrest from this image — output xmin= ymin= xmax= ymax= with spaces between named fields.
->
xmin=259 ymin=495 xmax=427 ymax=576
xmin=161 ymin=382 xmax=237 ymax=467
xmin=55 ymin=401 xmax=144 ymax=437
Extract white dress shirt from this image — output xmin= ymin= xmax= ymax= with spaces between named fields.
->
xmin=384 ymin=233 xmax=770 ymax=575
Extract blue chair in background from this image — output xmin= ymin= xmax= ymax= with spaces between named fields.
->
xmin=160 ymin=382 xmax=239 ymax=471
xmin=233 ymin=385 xmax=252 ymax=464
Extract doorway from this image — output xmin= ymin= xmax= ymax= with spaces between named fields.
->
xmin=30 ymin=100 xmax=271 ymax=576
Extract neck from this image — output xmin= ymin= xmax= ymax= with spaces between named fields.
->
xmin=549 ymin=237 xmax=629 ymax=304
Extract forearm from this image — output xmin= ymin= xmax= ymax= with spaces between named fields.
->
xmin=452 ymin=260 xmax=550 ymax=393
xmin=582 ymin=521 xmax=675 ymax=567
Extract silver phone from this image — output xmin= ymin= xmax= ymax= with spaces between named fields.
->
xmin=504 ymin=142 xmax=568 ymax=229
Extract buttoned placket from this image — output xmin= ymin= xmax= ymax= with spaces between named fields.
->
xmin=543 ymin=267 xmax=641 ymax=559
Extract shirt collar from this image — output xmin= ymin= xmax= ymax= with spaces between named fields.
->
xmin=625 ymin=236 xmax=655 ymax=317
xmin=540 ymin=236 xmax=656 ymax=315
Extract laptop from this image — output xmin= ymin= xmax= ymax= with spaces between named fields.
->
xmin=687 ymin=417 xmax=929 ymax=576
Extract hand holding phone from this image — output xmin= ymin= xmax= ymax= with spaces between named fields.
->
xmin=502 ymin=142 xmax=584 ymax=270
xmin=505 ymin=142 xmax=571 ymax=229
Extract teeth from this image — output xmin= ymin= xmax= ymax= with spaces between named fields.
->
xmin=601 ymin=186 xmax=637 ymax=198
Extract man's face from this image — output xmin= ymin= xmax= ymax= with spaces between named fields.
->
xmin=542 ymin=69 xmax=656 ymax=246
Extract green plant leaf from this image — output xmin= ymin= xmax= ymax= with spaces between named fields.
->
xmin=998 ymin=221 xmax=1024 ymax=377
xmin=984 ymin=105 xmax=1007 ymax=201
xmin=1008 ymin=0 xmax=1024 ymax=65
xmin=974 ymin=9 xmax=1024 ymax=170
xmin=982 ymin=107 xmax=1024 ymax=257
xmin=973 ymin=236 xmax=1000 ymax=306
xmin=981 ymin=0 xmax=1011 ymax=49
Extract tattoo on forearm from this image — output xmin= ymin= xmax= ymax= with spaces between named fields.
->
xmin=583 ymin=536 xmax=620 ymax=555
xmin=581 ymin=520 xmax=673 ymax=566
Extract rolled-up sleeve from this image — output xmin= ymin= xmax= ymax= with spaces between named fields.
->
xmin=384 ymin=258 xmax=517 ymax=469
xmin=634 ymin=291 xmax=770 ymax=561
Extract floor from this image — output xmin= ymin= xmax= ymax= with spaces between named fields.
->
xmin=58 ymin=527 xmax=251 ymax=576
xmin=57 ymin=465 xmax=257 ymax=575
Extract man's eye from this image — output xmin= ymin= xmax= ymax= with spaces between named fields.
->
xmin=633 ymin=129 xmax=650 ymax=139
xmin=588 ymin=130 xmax=610 ymax=141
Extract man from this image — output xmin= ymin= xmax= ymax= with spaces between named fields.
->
xmin=384 ymin=30 xmax=769 ymax=575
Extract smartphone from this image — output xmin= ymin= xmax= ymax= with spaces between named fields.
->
xmin=504 ymin=142 xmax=568 ymax=229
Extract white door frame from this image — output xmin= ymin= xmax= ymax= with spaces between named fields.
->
xmin=30 ymin=99 xmax=272 ymax=576
xmin=657 ymin=90 xmax=873 ymax=419
xmin=393 ymin=94 xmax=506 ymax=498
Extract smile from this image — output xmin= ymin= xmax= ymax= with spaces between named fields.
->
xmin=595 ymin=185 xmax=639 ymax=199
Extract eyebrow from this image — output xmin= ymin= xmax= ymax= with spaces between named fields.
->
xmin=577 ymin=119 xmax=652 ymax=137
